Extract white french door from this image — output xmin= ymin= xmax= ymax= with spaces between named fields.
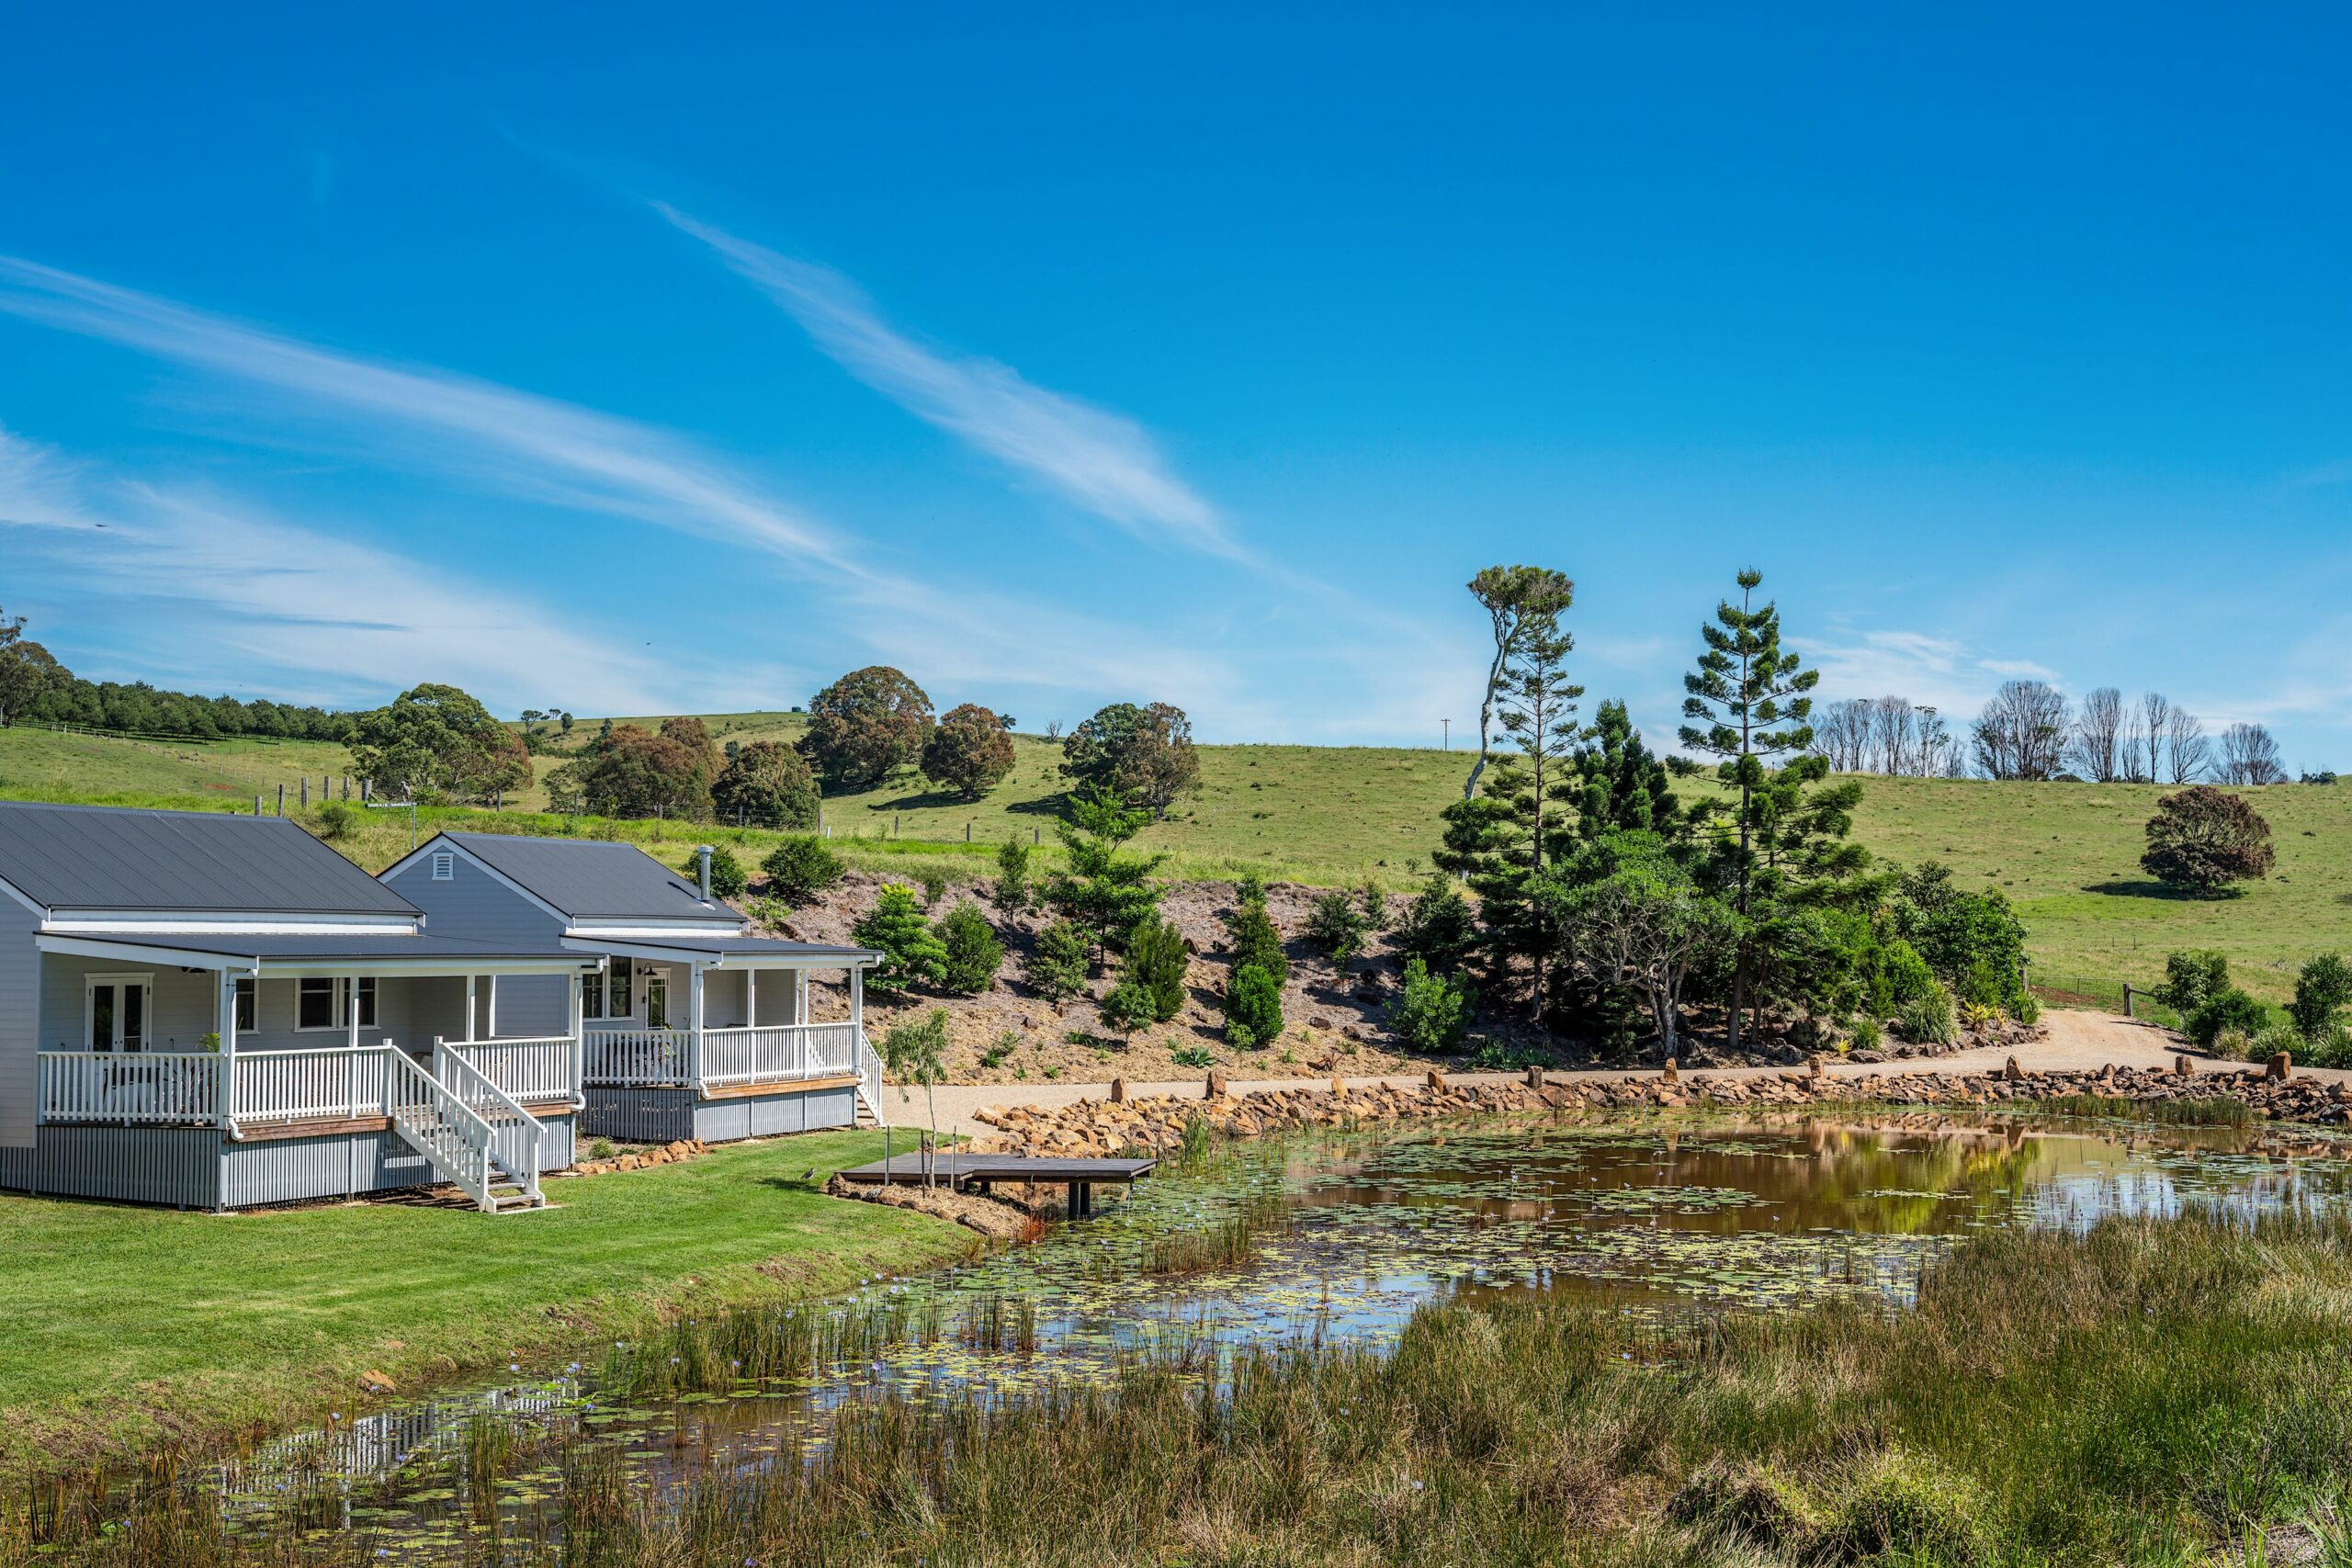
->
xmin=85 ymin=975 xmax=153 ymax=1053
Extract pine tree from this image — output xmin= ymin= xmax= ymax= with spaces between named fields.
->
xmin=1570 ymin=699 xmax=1681 ymax=842
xmin=1043 ymin=784 xmax=1166 ymax=961
xmin=1462 ymin=565 xmax=1574 ymax=800
xmin=851 ymin=885 xmax=949 ymax=994
xmin=1678 ymin=569 xmax=1819 ymax=1048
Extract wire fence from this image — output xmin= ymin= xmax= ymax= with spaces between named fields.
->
xmin=2029 ymin=970 xmax=2182 ymax=1031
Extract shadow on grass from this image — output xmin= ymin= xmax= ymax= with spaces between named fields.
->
xmin=2083 ymin=879 xmax=2241 ymax=901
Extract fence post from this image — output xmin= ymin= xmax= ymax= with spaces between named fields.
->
xmin=965 ymin=821 xmax=971 ymax=842
xmin=253 ymin=795 xmax=262 ymax=816
xmin=2122 ymin=985 xmax=2137 ymax=1021
xmin=300 ymin=777 xmax=309 ymax=808
xmin=276 ymin=784 xmax=286 ymax=817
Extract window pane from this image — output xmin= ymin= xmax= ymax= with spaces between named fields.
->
xmin=299 ymin=978 xmax=336 ymax=1030
xmin=90 ymin=985 xmax=115 ymax=1051
xmin=356 ymin=977 xmax=378 ymax=1030
xmin=122 ymin=985 xmax=144 ymax=1050
xmin=235 ymin=979 xmax=256 ymax=1032
xmin=645 ymin=974 xmax=668 ymax=1030
xmin=582 ymin=969 xmax=605 ymax=1019
xmin=611 ymin=957 xmax=633 ymax=1018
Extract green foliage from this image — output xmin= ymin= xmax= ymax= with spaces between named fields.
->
xmin=920 ymin=703 xmax=1017 ymax=799
xmin=850 ymin=884 xmax=948 ymax=994
xmin=2154 ymin=949 xmax=2233 ymax=1015
xmin=1043 ymin=784 xmax=1166 ymax=956
xmin=710 ymin=740 xmax=820 ymax=829
xmin=1392 ymin=874 xmax=1477 ymax=974
xmin=1122 ymin=915 xmax=1191 ymax=1022
xmin=979 ymin=1031 xmax=1021 ymax=1069
xmin=1170 ymin=1043 xmax=1216 ymax=1071
xmin=1305 ymin=887 xmax=1372 ymax=975
xmin=1224 ymin=963 xmax=1284 ymax=1048
xmin=935 ymin=903 xmax=1005 ymax=995
xmin=1569 ymin=697 xmax=1682 ymax=841
xmin=1060 ymin=701 xmax=1201 ymax=819
xmin=2141 ymin=784 xmax=2276 ymax=896
xmin=1890 ymin=863 xmax=2030 ymax=1017
xmin=2186 ymin=985 xmax=2269 ymax=1048
xmin=918 ymin=870 xmax=950 ymax=907
xmin=1022 ymin=919 xmax=1092 ymax=1002
xmin=800 ymin=666 xmax=934 ymax=789
xmin=761 ymin=835 xmax=846 ymax=904
xmin=312 ymin=801 xmax=356 ymax=840
xmin=1552 ymin=831 xmax=1743 ymax=1058
xmin=1895 ymin=978 xmax=1957 ymax=1044
xmin=1222 ymin=890 xmax=1289 ymax=989
xmin=1849 ymin=1016 xmax=1883 ymax=1052
xmin=1097 ymin=978 xmax=1158 ymax=1032
xmin=877 ymin=1007 xmax=952 ymax=1133
xmin=2290 ymin=953 xmax=2352 ymax=1042
xmin=2304 ymin=1023 xmax=2352 ymax=1070
xmin=349 ymin=682 xmax=530 ymax=805
xmin=548 ymin=723 xmax=709 ymax=819
xmin=680 ymin=845 xmax=747 ymax=898
xmin=991 ymin=838 xmax=1033 ymax=911
xmin=1391 ymin=956 xmax=1474 ymax=1053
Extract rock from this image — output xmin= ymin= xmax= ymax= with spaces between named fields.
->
xmin=1662 ymin=1059 xmax=1679 ymax=1084
xmin=2004 ymin=1055 xmax=2022 ymax=1082
xmin=1523 ymin=1065 xmax=1545 ymax=1089
xmin=1806 ymin=1054 xmax=1825 ymax=1079
xmin=1424 ymin=1067 xmax=1445 ymax=1091
xmin=2269 ymin=1052 xmax=2293 ymax=1081
xmin=2177 ymin=1055 xmax=2195 ymax=1077
xmin=1110 ymin=1077 xmax=1127 ymax=1103
xmin=1309 ymin=1015 xmax=1332 ymax=1030
xmin=1206 ymin=1070 xmax=1228 ymax=1099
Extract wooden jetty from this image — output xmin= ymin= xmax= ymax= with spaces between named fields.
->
xmin=835 ymin=1152 xmax=1156 ymax=1217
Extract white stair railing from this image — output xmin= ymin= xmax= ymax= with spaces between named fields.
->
xmin=379 ymin=1048 xmax=497 ymax=1212
xmin=857 ymin=1031 xmax=888 ymax=1127
xmin=435 ymin=1042 xmax=543 ymax=1206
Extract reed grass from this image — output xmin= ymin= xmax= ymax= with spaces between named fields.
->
xmin=17 ymin=1205 xmax=2352 ymax=1565
xmin=2030 ymin=1091 xmax=2256 ymax=1127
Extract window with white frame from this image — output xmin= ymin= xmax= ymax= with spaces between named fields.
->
xmin=643 ymin=970 xmax=669 ymax=1030
xmin=587 ymin=956 xmax=633 ymax=1021
xmin=295 ymin=977 xmax=378 ymax=1032
xmin=234 ymin=977 xmax=256 ymax=1032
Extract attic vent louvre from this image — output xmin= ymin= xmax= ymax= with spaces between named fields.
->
xmin=431 ymin=851 xmax=455 ymax=881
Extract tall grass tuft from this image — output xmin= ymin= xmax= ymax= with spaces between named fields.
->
xmin=2031 ymin=1091 xmax=2255 ymax=1127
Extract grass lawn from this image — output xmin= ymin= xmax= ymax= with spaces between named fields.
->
xmin=6 ymin=719 xmax=2348 ymax=1000
xmin=0 ymin=1130 xmax=976 ymax=1482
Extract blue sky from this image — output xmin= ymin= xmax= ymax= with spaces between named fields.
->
xmin=3 ymin=5 xmax=2346 ymax=766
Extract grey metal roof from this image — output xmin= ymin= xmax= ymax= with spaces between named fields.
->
xmin=566 ymin=933 xmax=877 ymax=964
xmin=41 ymin=931 xmax=596 ymax=965
xmin=0 ymin=801 xmax=420 ymax=916
xmin=435 ymin=831 xmax=731 ymax=921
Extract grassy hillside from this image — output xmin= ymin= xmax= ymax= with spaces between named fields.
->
xmin=3 ymin=718 xmax=2346 ymax=1004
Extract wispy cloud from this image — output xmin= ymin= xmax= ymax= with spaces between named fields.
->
xmin=0 ymin=424 xmax=695 ymax=712
xmin=1794 ymin=627 xmax=2062 ymax=719
xmin=656 ymin=205 xmax=1241 ymax=560
xmin=0 ymin=254 xmax=1232 ymax=707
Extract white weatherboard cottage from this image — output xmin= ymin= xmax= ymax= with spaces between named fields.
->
xmin=379 ymin=832 xmax=886 ymax=1145
xmin=0 ymin=802 xmax=599 ymax=1212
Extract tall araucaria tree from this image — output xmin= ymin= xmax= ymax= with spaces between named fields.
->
xmin=1461 ymin=566 xmax=1575 ymax=800
xmin=1678 ymin=569 xmax=1819 ymax=1050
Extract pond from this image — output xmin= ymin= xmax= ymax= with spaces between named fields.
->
xmin=43 ymin=1109 xmax=2352 ymax=1561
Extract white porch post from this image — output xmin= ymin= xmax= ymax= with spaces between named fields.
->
xmin=346 ymin=974 xmax=362 ymax=1120
xmin=850 ymin=965 xmax=863 ymax=1034
xmin=216 ymin=969 xmax=241 ymax=1134
xmin=747 ymin=968 xmax=760 ymax=1029
xmin=687 ymin=964 xmax=707 ymax=1087
xmin=486 ymin=975 xmax=499 ymax=1039
xmin=464 ymin=976 xmax=479 ymax=1043
xmin=795 ymin=968 xmax=809 ymax=1027
xmin=569 ymin=970 xmax=586 ymax=1103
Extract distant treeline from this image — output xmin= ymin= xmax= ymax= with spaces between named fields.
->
xmin=12 ymin=679 xmax=354 ymax=742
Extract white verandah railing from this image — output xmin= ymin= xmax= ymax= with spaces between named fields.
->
xmin=440 ymin=1036 xmax=579 ymax=1106
xmin=582 ymin=1022 xmax=868 ymax=1092
xmin=38 ymin=1053 xmax=221 ymax=1126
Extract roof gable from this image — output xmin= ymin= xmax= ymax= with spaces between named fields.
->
xmin=0 ymin=802 xmax=421 ymax=917
xmin=423 ymin=832 xmax=734 ymax=923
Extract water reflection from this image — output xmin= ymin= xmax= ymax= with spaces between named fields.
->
xmin=81 ymin=1111 xmax=2352 ymax=1561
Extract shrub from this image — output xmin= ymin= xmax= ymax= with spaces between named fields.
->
xmin=1390 ymin=957 xmax=1473 ymax=1054
xmin=1225 ymin=963 xmax=1284 ymax=1048
xmin=1122 ymin=916 xmax=1191 ymax=1022
xmin=1223 ymin=895 xmax=1289 ymax=988
xmin=2186 ymin=985 xmax=2269 ymax=1049
xmin=1875 ymin=938 xmax=1939 ymax=1014
xmin=850 ymin=884 xmax=947 ymax=994
xmin=916 ymin=870 xmax=950 ymax=907
xmin=1098 ymin=978 xmax=1158 ymax=1032
xmin=681 ymin=846 xmax=747 ymax=898
xmin=312 ymin=801 xmax=356 ymax=840
xmin=1895 ymin=979 xmax=1956 ymax=1045
xmin=762 ymin=835 xmax=845 ymax=904
xmin=1849 ymin=1016 xmax=1883 ymax=1053
xmin=2154 ymin=949 xmax=2232 ymax=1015
xmin=2211 ymin=1025 xmax=2255 ymax=1062
xmin=1022 ymin=919 xmax=1092 ymax=1002
xmin=1393 ymin=875 xmax=1477 ymax=973
xmin=2252 ymin=1021 xmax=2306 ymax=1063
xmin=935 ymin=903 xmax=1004 ymax=995
xmin=992 ymin=839 xmax=1033 ymax=911
xmin=2305 ymin=1023 xmax=2352 ymax=1071
xmin=979 ymin=1031 xmax=1021 ymax=1069
xmin=2140 ymin=784 xmax=2276 ymax=896
xmin=2290 ymin=953 xmax=2352 ymax=1042
xmin=1170 ymin=1043 xmax=1216 ymax=1071
xmin=1306 ymin=888 xmax=1372 ymax=966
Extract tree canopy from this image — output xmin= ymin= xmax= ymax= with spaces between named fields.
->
xmin=1059 ymin=702 xmax=1200 ymax=819
xmin=800 ymin=666 xmax=934 ymax=788
xmin=921 ymin=703 xmax=1017 ymax=799
xmin=2141 ymin=785 xmax=2275 ymax=897
xmin=710 ymin=740 xmax=820 ymax=829
xmin=349 ymin=683 xmax=530 ymax=804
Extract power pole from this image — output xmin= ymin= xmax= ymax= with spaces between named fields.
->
xmin=1441 ymin=718 xmax=1451 ymax=751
